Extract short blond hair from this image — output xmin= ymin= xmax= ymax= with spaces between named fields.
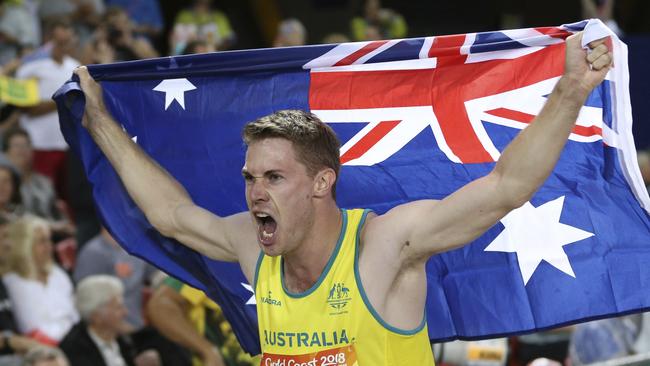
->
xmin=243 ymin=110 xmax=341 ymax=198
xmin=6 ymin=215 xmax=51 ymax=279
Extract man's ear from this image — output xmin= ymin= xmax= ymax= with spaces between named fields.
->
xmin=313 ymin=168 xmax=336 ymax=198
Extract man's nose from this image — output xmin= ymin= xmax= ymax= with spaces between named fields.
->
xmin=249 ymin=178 xmax=269 ymax=202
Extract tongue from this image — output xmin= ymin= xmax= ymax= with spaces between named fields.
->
xmin=262 ymin=219 xmax=277 ymax=234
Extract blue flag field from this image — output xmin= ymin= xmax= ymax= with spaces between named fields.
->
xmin=55 ymin=19 xmax=650 ymax=355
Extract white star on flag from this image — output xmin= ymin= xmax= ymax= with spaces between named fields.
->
xmin=241 ymin=283 xmax=256 ymax=305
xmin=152 ymin=78 xmax=196 ymax=110
xmin=120 ymin=125 xmax=137 ymax=143
xmin=484 ymin=196 xmax=594 ymax=285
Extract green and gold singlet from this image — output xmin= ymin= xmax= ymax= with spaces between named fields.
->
xmin=254 ymin=209 xmax=435 ymax=365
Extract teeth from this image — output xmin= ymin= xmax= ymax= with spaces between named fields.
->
xmin=262 ymin=231 xmax=274 ymax=238
xmin=256 ymin=213 xmax=269 ymax=218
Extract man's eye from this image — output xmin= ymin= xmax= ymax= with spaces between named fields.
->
xmin=269 ymin=174 xmax=282 ymax=182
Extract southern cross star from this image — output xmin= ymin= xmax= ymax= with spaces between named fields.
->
xmin=152 ymin=78 xmax=197 ymax=110
xmin=484 ymin=196 xmax=594 ymax=285
xmin=242 ymin=283 xmax=256 ymax=305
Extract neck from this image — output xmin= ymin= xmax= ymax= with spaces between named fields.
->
xmin=282 ymin=201 xmax=342 ymax=293
xmin=51 ymin=47 xmax=65 ymax=64
xmin=89 ymin=324 xmax=116 ymax=343
xmin=36 ymin=270 xmax=48 ymax=284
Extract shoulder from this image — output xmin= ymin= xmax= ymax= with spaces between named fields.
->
xmin=63 ymin=56 xmax=80 ymax=69
xmin=50 ymin=266 xmax=74 ymax=288
xmin=2 ymin=273 xmax=25 ymax=288
xmin=163 ymin=276 xmax=205 ymax=304
xmin=77 ymin=236 xmax=108 ymax=256
xmin=60 ymin=323 xmax=98 ymax=358
xmin=59 ymin=322 xmax=89 ymax=345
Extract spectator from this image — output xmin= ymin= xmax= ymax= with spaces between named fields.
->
xmin=569 ymin=315 xmax=641 ymax=365
xmin=147 ymin=277 xmax=258 ymax=366
xmin=0 ymin=0 xmax=39 ymax=67
xmin=0 ymin=159 xmax=22 ymax=217
xmin=515 ymin=328 xmax=573 ymax=366
xmin=22 ymin=346 xmax=69 ymax=366
xmin=103 ymin=0 xmax=163 ymax=40
xmin=59 ymin=275 xmax=160 ymax=366
xmin=2 ymin=216 xmax=78 ymax=344
xmin=15 ymin=18 xmax=80 ymax=201
xmin=74 ymin=228 xmax=157 ymax=331
xmin=103 ymin=6 xmax=158 ymax=62
xmin=170 ymin=0 xmax=235 ymax=55
xmin=73 ymin=229 xmax=190 ymax=366
xmin=38 ymin=0 xmax=105 ymax=46
xmin=79 ymin=27 xmax=116 ymax=65
xmin=321 ymin=33 xmax=349 ymax=45
xmin=181 ymin=40 xmax=210 ymax=55
xmin=0 ymin=214 xmax=41 ymax=365
xmin=350 ymin=0 xmax=407 ymax=41
xmin=65 ymin=154 xmax=99 ymax=249
xmin=272 ymin=18 xmax=306 ymax=47
xmin=2 ymin=127 xmax=74 ymax=238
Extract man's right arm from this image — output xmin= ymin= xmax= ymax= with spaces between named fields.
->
xmin=74 ymin=67 xmax=255 ymax=265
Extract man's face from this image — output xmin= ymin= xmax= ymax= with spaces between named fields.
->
xmin=243 ymin=138 xmax=317 ymax=257
xmin=51 ymin=24 xmax=76 ymax=52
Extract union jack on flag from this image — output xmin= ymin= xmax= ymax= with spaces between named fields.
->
xmin=56 ymin=19 xmax=650 ymax=354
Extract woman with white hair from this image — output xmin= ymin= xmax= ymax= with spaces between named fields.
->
xmin=59 ymin=275 xmax=159 ymax=366
xmin=2 ymin=216 xmax=78 ymax=344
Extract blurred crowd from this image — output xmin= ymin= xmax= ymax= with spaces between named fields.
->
xmin=0 ymin=0 xmax=647 ymax=366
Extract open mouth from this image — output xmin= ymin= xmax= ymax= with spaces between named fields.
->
xmin=255 ymin=213 xmax=277 ymax=246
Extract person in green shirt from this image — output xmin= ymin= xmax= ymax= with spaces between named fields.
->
xmin=147 ymin=277 xmax=258 ymax=366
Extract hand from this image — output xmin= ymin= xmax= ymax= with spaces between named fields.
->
xmin=201 ymin=347 xmax=226 ymax=366
xmin=8 ymin=335 xmax=41 ymax=354
xmin=73 ymin=66 xmax=107 ymax=129
xmin=134 ymin=349 xmax=161 ymax=366
xmin=563 ymin=32 xmax=612 ymax=97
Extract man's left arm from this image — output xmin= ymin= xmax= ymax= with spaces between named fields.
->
xmin=368 ymin=32 xmax=612 ymax=263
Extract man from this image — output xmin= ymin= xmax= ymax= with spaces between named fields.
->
xmin=147 ymin=276 xmax=259 ymax=366
xmin=74 ymin=228 xmax=157 ymax=330
xmin=74 ymin=31 xmax=612 ymax=364
xmin=59 ymin=275 xmax=159 ymax=366
xmin=16 ymin=18 xmax=79 ymax=200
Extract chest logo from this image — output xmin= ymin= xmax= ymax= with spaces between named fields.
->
xmin=261 ymin=291 xmax=282 ymax=306
xmin=327 ymin=282 xmax=351 ymax=312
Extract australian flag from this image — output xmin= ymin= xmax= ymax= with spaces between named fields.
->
xmin=55 ymin=19 xmax=650 ymax=355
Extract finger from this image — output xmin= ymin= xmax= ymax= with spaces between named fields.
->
xmin=73 ymin=65 xmax=87 ymax=76
xmin=591 ymin=52 xmax=613 ymax=71
xmin=588 ymin=37 xmax=608 ymax=49
xmin=587 ymin=44 xmax=609 ymax=63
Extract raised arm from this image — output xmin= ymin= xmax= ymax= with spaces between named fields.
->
xmin=74 ymin=67 xmax=258 ymax=275
xmin=366 ymin=32 xmax=613 ymax=264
